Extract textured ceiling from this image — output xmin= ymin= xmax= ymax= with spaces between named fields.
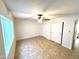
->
xmin=3 ymin=0 xmax=79 ymax=18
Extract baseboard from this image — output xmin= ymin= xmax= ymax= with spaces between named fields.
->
xmin=16 ymin=35 xmax=41 ymax=41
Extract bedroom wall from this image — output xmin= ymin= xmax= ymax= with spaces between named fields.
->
xmin=40 ymin=21 xmax=51 ymax=40
xmin=15 ymin=18 xmax=40 ymax=40
xmin=14 ymin=14 xmax=79 ymax=49
xmin=0 ymin=0 xmax=15 ymax=59
xmin=40 ymin=15 xmax=79 ymax=49
xmin=14 ymin=15 xmax=79 ymax=49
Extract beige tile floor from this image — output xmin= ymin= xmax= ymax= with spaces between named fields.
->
xmin=15 ymin=36 xmax=79 ymax=59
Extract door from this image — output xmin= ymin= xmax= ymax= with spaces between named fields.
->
xmin=1 ymin=15 xmax=14 ymax=59
xmin=51 ymin=22 xmax=63 ymax=44
xmin=72 ymin=20 xmax=79 ymax=54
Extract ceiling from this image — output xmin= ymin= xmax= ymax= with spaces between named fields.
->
xmin=3 ymin=0 xmax=79 ymax=18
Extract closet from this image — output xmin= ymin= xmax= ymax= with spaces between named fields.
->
xmin=50 ymin=22 xmax=64 ymax=45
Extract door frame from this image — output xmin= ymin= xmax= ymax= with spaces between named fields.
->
xmin=61 ymin=22 xmax=64 ymax=45
xmin=72 ymin=20 xmax=78 ymax=49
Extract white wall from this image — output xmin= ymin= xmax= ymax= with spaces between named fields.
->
xmin=40 ymin=15 xmax=79 ymax=49
xmin=15 ymin=18 xmax=40 ymax=40
xmin=14 ymin=14 xmax=79 ymax=50
xmin=0 ymin=0 xmax=13 ymax=19
xmin=40 ymin=21 xmax=51 ymax=40
xmin=15 ymin=15 xmax=77 ymax=49
xmin=62 ymin=17 xmax=75 ymax=49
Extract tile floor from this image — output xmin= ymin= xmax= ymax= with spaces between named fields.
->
xmin=15 ymin=36 xmax=79 ymax=59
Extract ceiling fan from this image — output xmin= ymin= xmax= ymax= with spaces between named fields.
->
xmin=13 ymin=12 xmax=51 ymax=23
xmin=36 ymin=14 xmax=50 ymax=23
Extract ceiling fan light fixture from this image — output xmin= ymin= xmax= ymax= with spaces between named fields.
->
xmin=37 ymin=16 xmax=43 ymax=23
xmin=38 ymin=14 xmax=43 ymax=19
xmin=38 ymin=14 xmax=42 ymax=16
xmin=37 ymin=19 xmax=42 ymax=23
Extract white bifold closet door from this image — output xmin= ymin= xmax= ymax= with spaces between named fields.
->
xmin=51 ymin=22 xmax=63 ymax=44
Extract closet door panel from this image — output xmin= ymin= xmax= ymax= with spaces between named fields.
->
xmin=51 ymin=22 xmax=62 ymax=44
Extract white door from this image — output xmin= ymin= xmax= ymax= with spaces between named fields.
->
xmin=51 ymin=22 xmax=63 ymax=44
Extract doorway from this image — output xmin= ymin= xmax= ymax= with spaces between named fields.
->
xmin=72 ymin=20 xmax=79 ymax=55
